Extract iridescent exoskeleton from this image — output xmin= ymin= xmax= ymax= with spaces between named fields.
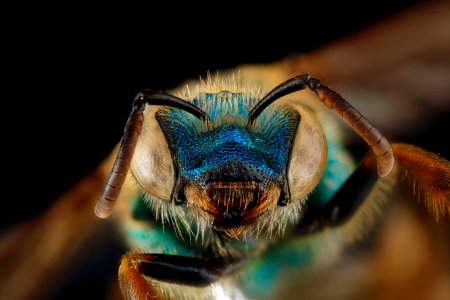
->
xmin=94 ymin=73 xmax=449 ymax=300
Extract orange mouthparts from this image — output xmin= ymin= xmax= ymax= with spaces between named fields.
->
xmin=185 ymin=181 xmax=281 ymax=236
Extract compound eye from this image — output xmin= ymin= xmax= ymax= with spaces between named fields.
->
xmin=130 ymin=106 xmax=174 ymax=201
xmin=284 ymin=102 xmax=327 ymax=202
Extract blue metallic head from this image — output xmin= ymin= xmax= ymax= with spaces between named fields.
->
xmin=158 ymin=92 xmax=295 ymax=189
xmin=156 ymin=91 xmax=298 ymax=230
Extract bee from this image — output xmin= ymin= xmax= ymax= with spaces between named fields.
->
xmin=91 ymin=71 xmax=449 ymax=300
xmin=1 ymin=3 xmax=449 ymax=300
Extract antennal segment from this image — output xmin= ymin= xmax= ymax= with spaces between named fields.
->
xmin=248 ymin=75 xmax=394 ymax=177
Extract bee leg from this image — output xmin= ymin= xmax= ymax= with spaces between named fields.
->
xmin=297 ymin=152 xmax=380 ymax=233
xmin=392 ymin=143 xmax=450 ymax=220
xmin=298 ymin=143 xmax=450 ymax=235
xmin=118 ymin=253 xmax=159 ymax=300
xmin=118 ymin=253 xmax=224 ymax=300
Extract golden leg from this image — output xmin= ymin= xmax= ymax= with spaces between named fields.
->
xmin=119 ymin=253 xmax=160 ymax=300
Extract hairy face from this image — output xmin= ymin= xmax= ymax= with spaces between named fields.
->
xmin=130 ymin=78 xmax=327 ymax=239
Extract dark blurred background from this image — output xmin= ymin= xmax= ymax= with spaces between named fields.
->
xmin=5 ymin=0 xmax=445 ymax=228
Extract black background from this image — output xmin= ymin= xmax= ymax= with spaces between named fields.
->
xmin=6 ymin=0 xmax=440 ymax=228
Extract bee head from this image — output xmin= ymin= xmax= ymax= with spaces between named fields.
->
xmin=98 ymin=74 xmax=393 ymax=239
xmin=131 ymin=81 xmax=327 ymax=238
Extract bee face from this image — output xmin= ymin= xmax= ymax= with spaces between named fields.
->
xmin=130 ymin=83 xmax=328 ymax=238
